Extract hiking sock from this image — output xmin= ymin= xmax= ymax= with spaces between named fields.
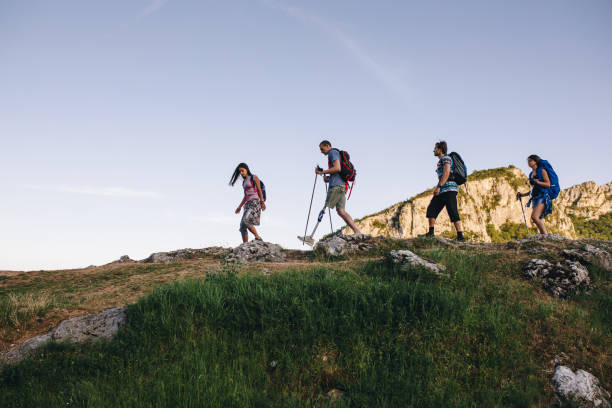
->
xmin=428 ymin=227 xmax=434 ymax=235
xmin=457 ymin=231 xmax=464 ymax=239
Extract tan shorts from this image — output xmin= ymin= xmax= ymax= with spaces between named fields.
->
xmin=325 ymin=185 xmax=346 ymax=210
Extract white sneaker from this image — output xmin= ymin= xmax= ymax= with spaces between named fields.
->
xmin=297 ymin=235 xmax=315 ymax=246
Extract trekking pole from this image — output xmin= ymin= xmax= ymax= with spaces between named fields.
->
xmin=303 ymin=171 xmax=318 ymax=246
xmin=519 ymin=195 xmax=530 ymax=238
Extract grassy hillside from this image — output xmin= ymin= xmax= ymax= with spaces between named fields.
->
xmin=1 ymin=240 xmax=610 ymax=407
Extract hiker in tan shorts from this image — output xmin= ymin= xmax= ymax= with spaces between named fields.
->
xmin=316 ymin=140 xmax=361 ymax=234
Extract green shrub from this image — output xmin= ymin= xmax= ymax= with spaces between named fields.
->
xmin=371 ymin=219 xmax=387 ymax=230
xmin=570 ymin=213 xmax=612 ymax=241
xmin=467 ymin=166 xmax=525 ymax=190
xmin=486 ymin=222 xmax=538 ymax=242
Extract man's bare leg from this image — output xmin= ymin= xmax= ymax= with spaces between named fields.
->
xmin=337 ymin=208 xmax=361 ymax=234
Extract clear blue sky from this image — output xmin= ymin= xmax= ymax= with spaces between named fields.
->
xmin=1 ymin=0 xmax=611 ymax=270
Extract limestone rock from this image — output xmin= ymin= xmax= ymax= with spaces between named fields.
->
xmin=389 ymin=250 xmax=448 ymax=277
xmin=515 ymin=233 xmax=569 ymax=244
xmin=227 ymin=240 xmax=286 ymax=263
xmin=552 ymin=366 xmax=611 ymax=408
xmin=563 ymin=244 xmax=612 ymax=271
xmin=117 ymin=255 xmax=133 ymax=263
xmin=1 ymin=334 xmax=53 ymax=365
xmin=557 ymin=181 xmax=612 ymax=219
xmin=50 ymin=307 xmax=127 ymax=342
xmin=315 ymin=234 xmax=373 ymax=256
xmin=142 ymin=247 xmax=229 ymax=263
xmin=1 ymin=307 xmax=127 ymax=366
xmin=522 ymin=259 xmax=591 ymax=298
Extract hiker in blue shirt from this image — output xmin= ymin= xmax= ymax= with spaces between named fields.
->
xmin=516 ymin=154 xmax=553 ymax=235
xmin=424 ymin=141 xmax=465 ymax=241
xmin=315 ymin=140 xmax=361 ymax=234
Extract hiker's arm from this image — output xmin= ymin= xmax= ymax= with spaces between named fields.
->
xmin=516 ymin=191 xmax=529 ymax=200
xmin=316 ymin=160 xmax=341 ymax=175
xmin=254 ymin=176 xmax=266 ymax=210
xmin=434 ymin=163 xmax=451 ymax=196
xmin=236 ymin=195 xmax=247 ymax=214
xmin=534 ymin=169 xmax=551 ymax=187
xmin=439 ymin=163 xmax=451 ymax=186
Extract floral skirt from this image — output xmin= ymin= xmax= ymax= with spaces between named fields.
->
xmin=239 ymin=199 xmax=261 ymax=234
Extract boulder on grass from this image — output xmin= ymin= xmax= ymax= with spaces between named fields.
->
xmin=1 ymin=307 xmax=127 ymax=366
xmin=389 ymin=250 xmax=448 ymax=277
xmin=563 ymin=244 xmax=612 ymax=272
xmin=522 ymin=259 xmax=591 ymax=298
xmin=315 ymin=234 xmax=373 ymax=256
xmin=552 ymin=365 xmax=611 ymax=408
xmin=227 ymin=240 xmax=286 ymax=263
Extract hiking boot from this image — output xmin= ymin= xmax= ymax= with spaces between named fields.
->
xmin=418 ymin=232 xmax=435 ymax=238
xmin=254 ymin=237 xmax=264 ymax=242
xmin=455 ymin=236 xmax=466 ymax=242
xmin=297 ymin=235 xmax=315 ymax=247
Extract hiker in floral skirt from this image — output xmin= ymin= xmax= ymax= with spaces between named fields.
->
xmin=229 ymin=163 xmax=266 ymax=243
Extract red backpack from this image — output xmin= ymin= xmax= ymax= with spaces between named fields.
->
xmin=330 ymin=148 xmax=356 ymax=199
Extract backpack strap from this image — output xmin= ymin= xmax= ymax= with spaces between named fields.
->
xmin=347 ymin=180 xmax=355 ymax=200
xmin=248 ymin=175 xmax=262 ymax=201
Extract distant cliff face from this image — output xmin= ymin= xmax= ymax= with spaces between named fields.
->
xmin=344 ymin=167 xmax=612 ymax=241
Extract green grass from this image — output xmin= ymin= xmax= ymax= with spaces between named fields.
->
xmin=570 ymin=213 xmax=612 ymax=241
xmin=0 ymin=292 xmax=64 ymax=329
xmin=370 ymin=219 xmax=387 ymax=230
xmin=487 ymin=221 xmax=538 ymax=242
xmin=468 ymin=166 xmax=525 ymax=190
xmin=1 ymin=248 xmax=610 ymax=407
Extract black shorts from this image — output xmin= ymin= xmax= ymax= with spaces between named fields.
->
xmin=426 ymin=191 xmax=460 ymax=222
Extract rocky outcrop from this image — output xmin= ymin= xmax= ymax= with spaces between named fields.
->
xmin=343 ymin=166 xmax=611 ymax=242
xmin=552 ymin=366 xmax=611 ymax=408
xmin=514 ymin=233 xmax=569 ymax=244
xmin=227 ymin=241 xmax=286 ymax=263
xmin=389 ymin=250 xmax=448 ymax=277
xmin=557 ymin=181 xmax=612 ymax=220
xmin=315 ymin=234 xmax=373 ymax=256
xmin=0 ymin=307 xmax=127 ymax=366
xmin=522 ymin=259 xmax=591 ymax=298
xmin=563 ymin=244 xmax=612 ymax=272
xmin=142 ymin=247 xmax=229 ymax=263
